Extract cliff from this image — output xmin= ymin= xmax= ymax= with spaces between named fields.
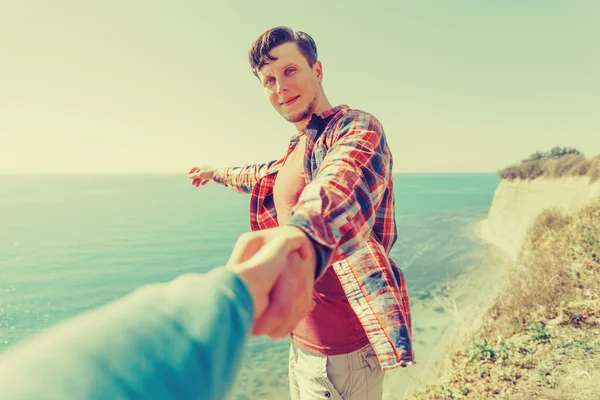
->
xmin=479 ymin=176 xmax=600 ymax=261
xmin=414 ymin=176 xmax=600 ymax=399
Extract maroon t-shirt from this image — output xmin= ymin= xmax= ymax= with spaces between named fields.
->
xmin=273 ymin=135 xmax=369 ymax=355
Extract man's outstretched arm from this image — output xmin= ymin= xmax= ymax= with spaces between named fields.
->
xmin=189 ymin=161 xmax=277 ymax=194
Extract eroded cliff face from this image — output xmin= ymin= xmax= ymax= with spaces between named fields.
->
xmin=479 ymin=177 xmax=600 ymax=260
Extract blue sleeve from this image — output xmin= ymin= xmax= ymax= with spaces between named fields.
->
xmin=0 ymin=267 xmax=254 ymax=400
xmin=306 ymin=235 xmax=333 ymax=279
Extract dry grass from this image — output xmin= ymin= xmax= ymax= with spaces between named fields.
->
xmin=499 ymin=154 xmax=600 ymax=182
xmin=412 ymin=199 xmax=600 ymax=399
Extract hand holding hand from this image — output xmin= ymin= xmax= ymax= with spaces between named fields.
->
xmin=226 ymin=226 xmax=317 ymax=337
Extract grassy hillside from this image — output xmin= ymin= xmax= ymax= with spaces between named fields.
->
xmin=413 ymin=199 xmax=600 ymax=399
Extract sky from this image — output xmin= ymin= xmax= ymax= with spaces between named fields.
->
xmin=1 ymin=0 xmax=598 ymax=174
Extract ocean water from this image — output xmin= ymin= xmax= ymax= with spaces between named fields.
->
xmin=0 ymin=173 xmax=500 ymax=399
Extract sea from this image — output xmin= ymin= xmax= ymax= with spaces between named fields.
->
xmin=0 ymin=173 xmax=503 ymax=399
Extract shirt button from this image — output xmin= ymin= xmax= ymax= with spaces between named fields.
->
xmin=324 ymin=391 xmax=331 ymax=398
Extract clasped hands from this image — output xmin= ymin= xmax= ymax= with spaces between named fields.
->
xmin=226 ymin=226 xmax=318 ymax=338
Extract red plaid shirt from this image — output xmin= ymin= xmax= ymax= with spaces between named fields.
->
xmin=213 ymin=105 xmax=414 ymax=369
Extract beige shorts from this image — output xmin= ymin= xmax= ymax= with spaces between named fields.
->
xmin=288 ymin=341 xmax=385 ymax=400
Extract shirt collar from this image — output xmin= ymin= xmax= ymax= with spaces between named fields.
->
xmin=288 ymin=104 xmax=350 ymax=144
xmin=303 ymin=104 xmax=349 ymax=136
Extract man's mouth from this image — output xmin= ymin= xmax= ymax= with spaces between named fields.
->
xmin=281 ymin=96 xmax=300 ymax=106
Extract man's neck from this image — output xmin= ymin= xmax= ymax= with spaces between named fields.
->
xmin=294 ymin=96 xmax=333 ymax=131
xmin=314 ymin=99 xmax=333 ymax=115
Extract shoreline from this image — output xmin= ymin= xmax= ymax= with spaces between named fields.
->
xmin=384 ymin=218 xmax=513 ymax=399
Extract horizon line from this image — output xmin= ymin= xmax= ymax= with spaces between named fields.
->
xmin=0 ymin=171 xmax=500 ymax=176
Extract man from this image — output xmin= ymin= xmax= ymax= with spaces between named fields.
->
xmin=0 ymin=229 xmax=316 ymax=400
xmin=189 ymin=26 xmax=414 ymax=399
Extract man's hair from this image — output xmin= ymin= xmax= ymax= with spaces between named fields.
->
xmin=249 ymin=26 xmax=318 ymax=78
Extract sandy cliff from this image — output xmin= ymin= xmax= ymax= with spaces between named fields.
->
xmin=479 ymin=176 xmax=600 ymax=260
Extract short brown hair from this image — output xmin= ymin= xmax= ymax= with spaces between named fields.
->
xmin=249 ymin=26 xmax=318 ymax=77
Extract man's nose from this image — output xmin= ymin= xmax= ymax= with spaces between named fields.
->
xmin=276 ymin=78 xmax=289 ymax=94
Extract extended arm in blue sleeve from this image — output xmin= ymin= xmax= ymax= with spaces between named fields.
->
xmin=0 ymin=267 xmax=254 ymax=400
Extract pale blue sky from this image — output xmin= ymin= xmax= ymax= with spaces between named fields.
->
xmin=1 ymin=1 xmax=598 ymax=174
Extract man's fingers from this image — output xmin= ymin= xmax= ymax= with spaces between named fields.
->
xmin=251 ymin=253 xmax=299 ymax=337
xmin=272 ymin=253 xmax=315 ymax=338
xmin=251 ymin=275 xmax=289 ymax=336
xmin=280 ymin=231 xmax=312 ymax=258
xmin=268 ymin=301 xmax=307 ymax=339
xmin=251 ymin=252 xmax=310 ymax=338
xmin=227 ymin=234 xmax=265 ymax=266
xmin=188 ymin=167 xmax=202 ymax=177
xmin=243 ymin=237 xmax=288 ymax=267
xmin=279 ymin=288 xmax=313 ymax=336
xmin=229 ymin=233 xmax=292 ymax=274
xmin=269 ymin=293 xmax=312 ymax=336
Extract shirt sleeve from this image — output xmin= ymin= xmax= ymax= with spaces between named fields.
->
xmin=213 ymin=161 xmax=277 ymax=194
xmin=286 ymin=111 xmax=392 ymax=277
xmin=0 ymin=268 xmax=254 ymax=400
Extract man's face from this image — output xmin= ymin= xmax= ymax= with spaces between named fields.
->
xmin=257 ymin=42 xmax=323 ymax=127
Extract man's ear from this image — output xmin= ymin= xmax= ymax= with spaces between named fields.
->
xmin=314 ymin=61 xmax=323 ymax=82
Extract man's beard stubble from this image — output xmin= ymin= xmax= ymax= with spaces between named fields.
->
xmin=284 ymin=96 xmax=317 ymax=124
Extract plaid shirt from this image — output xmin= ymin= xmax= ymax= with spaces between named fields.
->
xmin=213 ymin=105 xmax=414 ymax=369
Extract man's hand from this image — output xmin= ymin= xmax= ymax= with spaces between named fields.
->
xmin=188 ymin=165 xmax=216 ymax=187
xmin=226 ymin=226 xmax=317 ymax=338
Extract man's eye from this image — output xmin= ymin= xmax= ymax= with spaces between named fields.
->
xmin=265 ymin=77 xmax=275 ymax=86
xmin=285 ymin=68 xmax=296 ymax=75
